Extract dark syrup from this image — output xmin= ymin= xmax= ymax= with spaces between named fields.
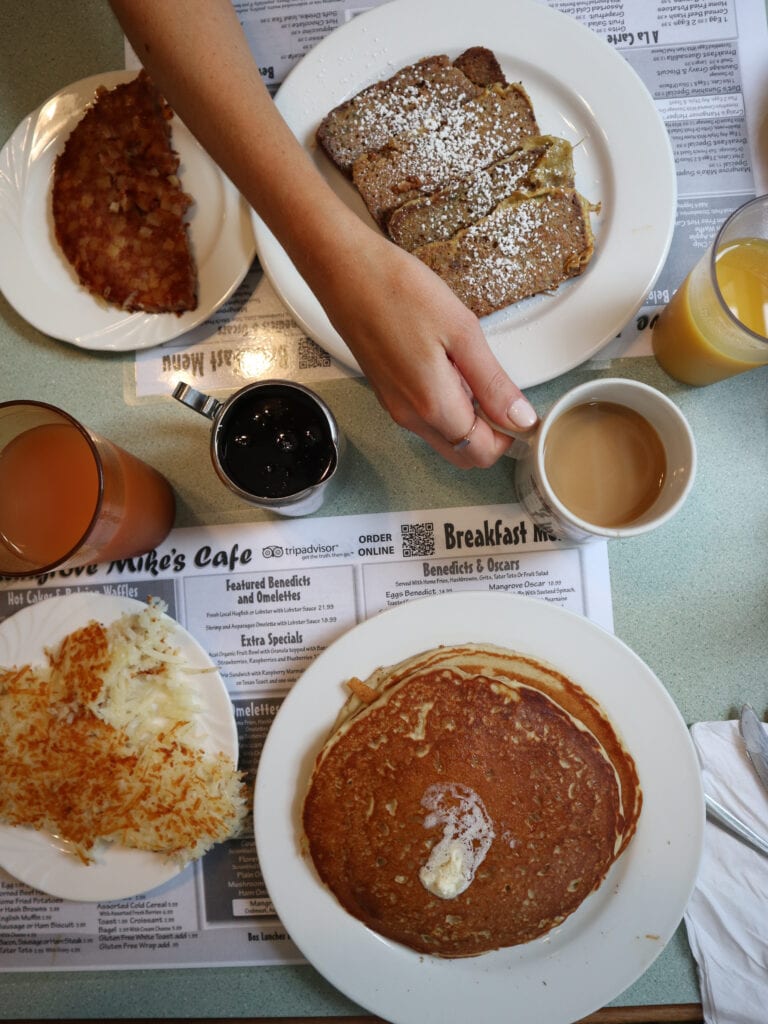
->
xmin=218 ymin=386 xmax=336 ymax=499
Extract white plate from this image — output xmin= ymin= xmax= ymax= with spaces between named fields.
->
xmin=0 ymin=71 xmax=256 ymax=351
xmin=0 ymin=593 xmax=238 ymax=901
xmin=255 ymin=592 xmax=703 ymax=1024
xmin=252 ymin=0 xmax=676 ymax=388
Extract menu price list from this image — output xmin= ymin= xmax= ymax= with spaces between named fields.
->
xmin=0 ymin=503 xmax=611 ymax=970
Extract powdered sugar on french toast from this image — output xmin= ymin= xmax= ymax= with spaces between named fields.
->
xmin=415 ymin=190 xmax=594 ymax=318
xmin=353 ymin=84 xmax=539 ymax=224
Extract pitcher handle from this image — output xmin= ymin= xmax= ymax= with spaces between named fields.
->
xmin=172 ymin=381 xmax=222 ymax=421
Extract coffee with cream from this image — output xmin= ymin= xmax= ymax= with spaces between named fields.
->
xmin=543 ymin=401 xmax=667 ymax=528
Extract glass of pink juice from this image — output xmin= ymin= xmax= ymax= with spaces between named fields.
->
xmin=0 ymin=401 xmax=175 ymax=577
xmin=652 ymin=194 xmax=768 ymax=385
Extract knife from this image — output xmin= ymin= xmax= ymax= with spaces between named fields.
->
xmin=704 ymin=793 xmax=768 ymax=857
xmin=739 ymin=704 xmax=768 ymax=796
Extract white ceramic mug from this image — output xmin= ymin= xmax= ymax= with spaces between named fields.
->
xmin=512 ymin=378 xmax=697 ymax=542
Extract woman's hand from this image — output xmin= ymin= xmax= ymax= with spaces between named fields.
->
xmin=299 ymin=218 xmax=538 ymax=468
xmin=110 ymin=0 xmax=539 ymax=467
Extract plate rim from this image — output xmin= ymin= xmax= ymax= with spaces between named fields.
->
xmin=254 ymin=591 xmax=703 ymax=1024
xmin=0 ymin=592 xmax=239 ymax=902
xmin=251 ymin=0 xmax=677 ymax=387
xmin=0 ymin=69 xmax=256 ymax=352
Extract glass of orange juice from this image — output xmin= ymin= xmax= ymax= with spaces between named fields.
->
xmin=653 ymin=194 xmax=768 ymax=385
xmin=0 ymin=401 xmax=175 ymax=577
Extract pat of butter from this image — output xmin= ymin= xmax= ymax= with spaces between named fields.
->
xmin=419 ymin=839 xmax=471 ymax=899
xmin=418 ymin=783 xmax=495 ymax=900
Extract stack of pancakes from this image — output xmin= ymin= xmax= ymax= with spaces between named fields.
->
xmin=316 ymin=48 xmax=598 ymax=317
xmin=302 ymin=644 xmax=641 ymax=958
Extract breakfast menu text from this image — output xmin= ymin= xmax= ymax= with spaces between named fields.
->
xmin=0 ymin=502 xmax=611 ymax=971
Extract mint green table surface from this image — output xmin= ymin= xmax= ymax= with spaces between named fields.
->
xmin=1 ymin=2 xmax=766 ymax=1020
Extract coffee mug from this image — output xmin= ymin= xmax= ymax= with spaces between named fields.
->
xmin=0 ymin=401 xmax=176 ymax=576
xmin=512 ymin=379 xmax=696 ymax=541
xmin=173 ymin=380 xmax=342 ymax=517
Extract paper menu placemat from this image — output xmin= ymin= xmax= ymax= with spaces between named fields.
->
xmin=0 ymin=501 xmax=611 ymax=971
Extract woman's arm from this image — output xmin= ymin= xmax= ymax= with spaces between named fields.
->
xmin=110 ymin=0 xmax=538 ymax=466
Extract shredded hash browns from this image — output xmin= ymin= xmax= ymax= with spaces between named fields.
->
xmin=0 ymin=600 xmax=246 ymax=865
xmin=52 ymin=71 xmax=198 ymax=314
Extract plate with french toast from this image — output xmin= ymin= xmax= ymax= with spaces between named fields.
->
xmin=255 ymin=592 xmax=703 ymax=1024
xmin=0 ymin=71 xmax=256 ymax=351
xmin=252 ymin=0 xmax=676 ymax=388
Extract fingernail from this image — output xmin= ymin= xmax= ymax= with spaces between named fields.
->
xmin=507 ymin=396 xmax=538 ymax=430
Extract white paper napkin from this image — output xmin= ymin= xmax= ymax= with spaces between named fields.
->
xmin=684 ymin=720 xmax=768 ymax=1024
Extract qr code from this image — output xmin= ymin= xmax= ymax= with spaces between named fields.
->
xmin=298 ymin=336 xmax=331 ymax=369
xmin=401 ymin=522 xmax=435 ymax=557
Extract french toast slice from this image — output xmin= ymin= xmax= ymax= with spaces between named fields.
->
xmin=387 ymin=135 xmax=575 ymax=251
xmin=316 ymin=47 xmax=600 ymax=320
xmin=452 ymin=45 xmax=507 ymax=87
xmin=413 ymin=188 xmax=597 ymax=318
xmin=351 ymin=82 xmax=539 ymax=226
xmin=316 ymin=54 xmax=484 ymax=177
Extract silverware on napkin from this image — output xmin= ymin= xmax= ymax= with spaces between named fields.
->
xmin=739 ymin=703 xmax=768 ymax=795
xmin=702 ymin=707 xmax=768 ymax=857
xmin=704 ymin=793 xmax=768 ymax=857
